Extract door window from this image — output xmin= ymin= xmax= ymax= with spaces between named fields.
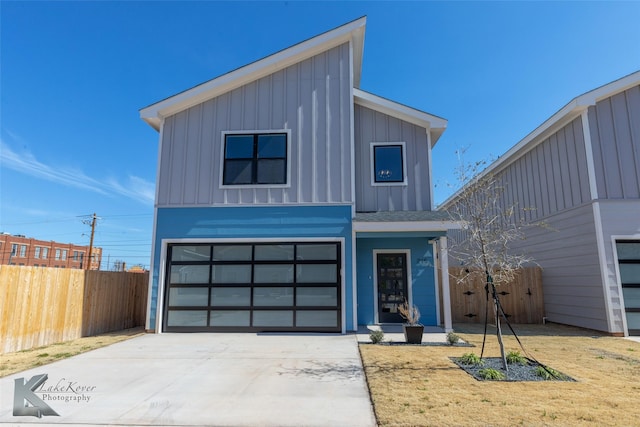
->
xmin=377 ymin=253 xmax=409 ymax=323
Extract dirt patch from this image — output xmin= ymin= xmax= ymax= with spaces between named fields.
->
xmin=0 ymin=328 xmax=145 ymax=378
xmin=360 ymin=323 xmax=640 ymax=426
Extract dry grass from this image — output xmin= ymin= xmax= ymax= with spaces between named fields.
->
xmin=0 ymin=327 xmax=144 ymax=378
xmin=360 ymin=323 xmax=640 ymax=427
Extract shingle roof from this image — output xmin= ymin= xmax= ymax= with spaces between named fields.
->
xmin=354 ymin=210 xmax=452 ymax=222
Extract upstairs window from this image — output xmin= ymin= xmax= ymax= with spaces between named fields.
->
xmin=222 ymin=132 xmax=289 ymax=186
xmin=371 ymin=142 xmax=407 ymax=185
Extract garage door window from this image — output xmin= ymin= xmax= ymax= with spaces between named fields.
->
xmin=617 ymin=240 xmax=640 ymax=335
xmin=164 ymin=242 xmax=341 ymax=332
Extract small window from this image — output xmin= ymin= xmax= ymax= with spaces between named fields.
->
xmin=11 ymin=244 xmax=17 ymax=256
xmin=19 ymin=245 xmax=27 ymax=257
xmin=371 ymin=142 xmax=407 ymax=185
xmin=35 ymin=247 xmax=41 ymax=259
xmin=55 ymin=249 xmax=61 ymax=260
xmin=62 ymin=250 xmax=67 ymax=260
xmin=222 ymin=132 xmax=288 ymax=186
xmin=42 ymin=248 xmax=48 ymax=259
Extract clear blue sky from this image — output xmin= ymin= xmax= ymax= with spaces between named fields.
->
xmin=1 ymin=1 xmax=639 ymax=270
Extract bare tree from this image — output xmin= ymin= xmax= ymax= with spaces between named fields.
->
xmin=446 ymin=154 xmax=534 ymax=370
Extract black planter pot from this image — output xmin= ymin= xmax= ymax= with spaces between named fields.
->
xmin=403 ymin=324 xmax=424 ymax=344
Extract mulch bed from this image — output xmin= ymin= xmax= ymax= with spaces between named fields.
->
xmin=451 ymin=356 xmax=575 ymax=382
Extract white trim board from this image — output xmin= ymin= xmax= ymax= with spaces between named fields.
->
xmin=353 ymin=220 xmax=461 ymax=233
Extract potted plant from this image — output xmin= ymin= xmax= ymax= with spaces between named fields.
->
xmin=398 ymin=300 xmax=424 ymax=344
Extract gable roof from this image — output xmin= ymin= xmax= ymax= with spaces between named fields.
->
xmin=353 ymin=88 xmax=448 ymax=146
xmin=140 ymin=17 xmax=367 ymax=131
xmin=439 ymin=70 xmax=640 ymax=208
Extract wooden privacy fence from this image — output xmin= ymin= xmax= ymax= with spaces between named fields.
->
xmin=448 ymin=267 xmax=544 ymax=324
xmin=0 ymin=266 xmax=148 ymax=353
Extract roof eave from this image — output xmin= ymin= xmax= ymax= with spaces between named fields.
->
xmin=353 ymin=88 xmax=448 ymax=147
xmin=439 ymin=70 xmax=640 ymax=208
xmin=140 ymin=17 xmax=367 ymax=132
xmin=483 ymin=71 xmax=640 ymax=180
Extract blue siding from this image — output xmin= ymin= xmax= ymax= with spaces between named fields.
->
xmin=356 ymin=236 xmax=438 ymax=326
xmin=150 ymin=205 xmax=353 ymax=330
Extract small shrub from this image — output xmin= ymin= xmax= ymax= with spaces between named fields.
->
xmin=446 ymin=332 xmax=460 ymax=345
xmin=535 ymin=365 xmax=566 ymax=380
xmin=36 ymin=353 xmax=49 ymax=358
xmin=506 ymin=350 xmax=528 ymax=365
xmin=478 ymin=368 xmax=506 ymax=380
xmin=369 ymin=329 xmax=385 ymax=344
xmin=459 ymin=352 xmax=484 ymax=366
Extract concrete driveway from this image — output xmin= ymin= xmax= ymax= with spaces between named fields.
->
xmin=0 ymin=333 xmax=376 ymax=426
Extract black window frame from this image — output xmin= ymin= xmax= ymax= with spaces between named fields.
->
xmin=222 ymin=132 xmax=288 ymax=186
xmin=163 ymin=242 xmax=342 ymax=333
xmin=372 ymin=143 xmax=406 ymax=184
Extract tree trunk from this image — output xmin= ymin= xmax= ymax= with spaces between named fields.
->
xmin=494 ymin=295 xmax=508 ymax=371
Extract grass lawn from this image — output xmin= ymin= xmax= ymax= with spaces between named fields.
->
xmin=0 ymin=327 xmax=145 ymax=378
xmin=359 ymin=323 xmax=640 ymax=427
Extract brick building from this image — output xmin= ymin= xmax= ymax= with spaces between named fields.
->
xmin=0 ymin=233 xmax=102 ymax=270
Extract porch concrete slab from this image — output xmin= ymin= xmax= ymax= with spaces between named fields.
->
xmin=0 ymin=333 xmax=376 ymax=427
xmin=356 ymin=324 xmax=449 ymax=344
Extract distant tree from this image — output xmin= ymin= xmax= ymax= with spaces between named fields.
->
xmin=446 ymin=153 xmax=535 ymax=371
xmin=112 ymin=260 xmax=125 ymax=272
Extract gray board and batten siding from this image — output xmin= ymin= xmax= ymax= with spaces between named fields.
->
xmin=354 ymin=104 xmax=433 ymax=212
xmin=443 ymin=78 xmax=640 ymax=334
xmin=588 ymin=85 xmax=640 ymax=334
xmin=156 ymin=43 xmax=353 ymax=207
xmin=491 ymin=116 xmax=591 ymax=225
xmin=589 ymin=84 xmax=640 ymax=200
xmin=445 ymin=116 xmax=602 ymax=330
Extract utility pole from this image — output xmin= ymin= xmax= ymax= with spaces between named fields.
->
xmin=81 ymin=213 xmax=99 ymax=270
xmin=87 ymin=213 xmax=96 ymax=270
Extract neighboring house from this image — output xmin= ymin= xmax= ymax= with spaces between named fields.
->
xmin=0 ymin=232 xmax=102 ymax=270
xmin=140 ymin=17 xmax=458 ymax=333
xmin=440 ymin=71 xmax=640 ymax=336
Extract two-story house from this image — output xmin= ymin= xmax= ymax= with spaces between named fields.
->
xmin=140 ymin=17 xmax=457 ymax=333
xmin=441 ymin=71 xmax=640 ymax=337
